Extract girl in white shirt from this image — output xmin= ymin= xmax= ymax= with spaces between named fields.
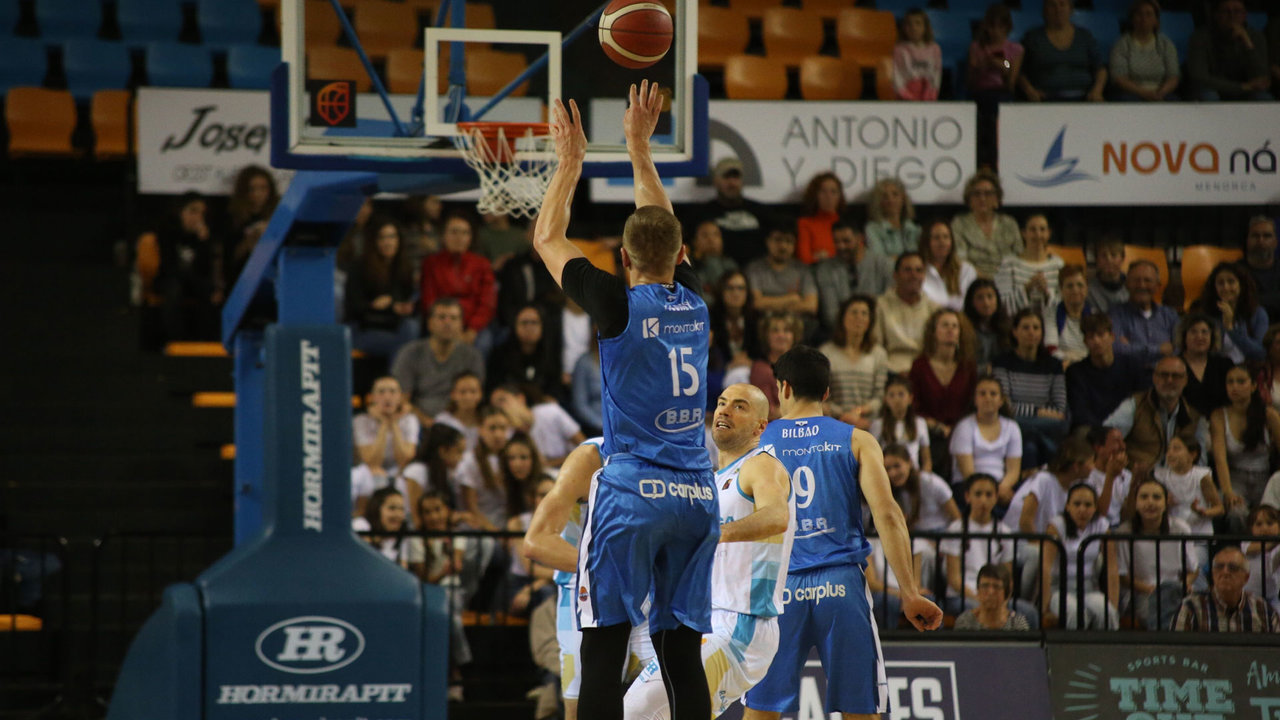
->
xmin=919 ymin=220 xmax=977 ymax=311
xmin=885 ymin=443 xmax=961 ymax=596
xmin=351 ymin=487 xmax=420 ymax=574
xmin=939 ymin=474 xmax=1037 ymax=624
xmin=1115 ymin=478 xmax=1197 ymax=630
xmin=1244 ymin=506 xmax=1280 ymax=615
xmin=1040 ymin=483 xmax=1118 ymax=629
xmin=871 ymin=375 xmax=932 ymax=474
xmin=950 ymin=376 xmax=1022 ymax=498
xmin=434 ymin=371 xmax=483 ymax=451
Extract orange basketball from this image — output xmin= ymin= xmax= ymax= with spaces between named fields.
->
xmin=598 ymin=0 xmax=674 ymax=70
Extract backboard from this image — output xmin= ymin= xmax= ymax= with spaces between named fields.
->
xmin=274 ymin=0 xmax=706 ymax=180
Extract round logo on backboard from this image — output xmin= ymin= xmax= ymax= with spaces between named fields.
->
xmin=254 ymin=615 xmax=366 ymax=675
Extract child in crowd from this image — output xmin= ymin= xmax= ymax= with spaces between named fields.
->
xmin=435 ymin=371 xmax=484 ymax=451
xmin=1087 ymin=235 xmax=1129 ymax=312
xmin=884 ymin=443 xmax=960 ymax=594
xmin=1115 ymin=478 xmax=1196 ymax=630
xmin=893 ymin=8 xmax=943 ymax=101
xmin=352 ymin=487 xmax=418 ymax=573
xmin=506 ymin=474 xmax=556 ymax=617
xmin=950 ymin=376 xmax=1022 ymax=499
xmin=457 ymin=406 xmax=514 ymax=531
xmin=963 ymin=279 xmax=1009 ymax=374
xmin=401 ymin=423 xmax=468 ymax=511
xmin=1244 ymin=506 xmax=1280 ymax=615
xmin=865 ymin=536 xmax=918 ymax=629
xmin=1041 ymin=483 xmax=1119 ymax=629
xmin=967 ymin=3 xmax=1022 ymax=100
xmin=416 ymin=489 xmax=472 ymax=701
xmin=871 ymin=376 xmax=932 ymax=474
xmin=1156 ymin=436 xmax=1222 ymax=577
xmin=353 ymin=375 xmax=420 ymax=478
xmin=939 ymin=474 xmax=1036 ymax=625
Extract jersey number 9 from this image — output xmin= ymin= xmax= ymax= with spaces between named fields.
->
xmin=793 ymin=466 xmax=816 ymax=509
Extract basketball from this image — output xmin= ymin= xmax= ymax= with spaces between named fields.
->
xmin=598 ymin=0 xmax=674 ymax=70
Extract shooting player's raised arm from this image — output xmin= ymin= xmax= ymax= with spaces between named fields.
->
xmin=623 ymin=80 xmax=674 ymax=215
xmin=533 ymin=98 xmax=589 ymax=288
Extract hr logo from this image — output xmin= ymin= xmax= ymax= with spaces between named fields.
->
xmin=255 ymin=616 xmax=366 ymax=674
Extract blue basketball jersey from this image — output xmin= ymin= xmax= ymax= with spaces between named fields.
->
xmin=598 ymin=282 xmax=712 ymax=471
xmin=761 ymin=417 xmax=870 ymax=572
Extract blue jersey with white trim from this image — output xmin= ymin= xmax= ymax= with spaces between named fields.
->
xmin=598 ymin=282 xmax=712 ymax=471
xmin=761 ymin=416 xmax=870 ymax=572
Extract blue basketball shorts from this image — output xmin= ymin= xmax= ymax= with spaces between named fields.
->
xmin=574 ymin=456 xmax=719 ymax=634
xmin=743 ymin=563 xmax=888 ymax=715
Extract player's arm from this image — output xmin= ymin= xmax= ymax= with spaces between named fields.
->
xmin=854 ymin=430 xmax=943 ymax=631
xmin=533 ymin=98 xmax=589 ymax=289
xmin=521 ymin=442 xmax=600 ymax=573
xmin=623 ymin=79 xmax=674 ymax=214
xmin=720 ymin=454 xmax=791 ymax=543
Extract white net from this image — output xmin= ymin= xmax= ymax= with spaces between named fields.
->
xmin=453 ymin=125 xmax=557 ymax=220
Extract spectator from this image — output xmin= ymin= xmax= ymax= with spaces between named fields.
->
xmin=224 ymin=165 xmax=280 ymax=287
xmin=1172 ymin=545 xmax=1280 ymax=631
xmin=1115 ymin=477 xmax=1197 ymax=630
xmin=872 ymin=376 xmax=933 ymax=474
xmin=515 ymin=384 xmax=585 ymax=469
xmin=696 ymin=157 xmax=774 ymax=267
xmin=745 ymin=227 xmax=818 ymax=330
xmin=1244 ymin=216 xmax=1280 ymax=321
xmin=1192 ymin=262 xmax=1269 ymax=364
xmin=1087 ymin=234 xmax=1129 ymax=313
xmin=1109 ymin=0 xmax=1181 ymax=100
xmin=814 ymin=219 xmax=894 ymax=332
xmin=1040 ymin=483 xmax=1120 ymax=629
xmin=1018 ymin=0 xmax=1107 ymax=102
xmin=1157 ymin=435 xmax=1222 ymax=575
xmin=402 ymin=423 xmax=468 ymax=508
xmin=1010 ymin=435 xmax=1096 ymax=539
xmin=571 ymin=339 xmax=602 ymax=436
xmin=435 ymin=371 xmax=484 ymax=451
xmin=865 ymin=537 xmax=917 ymax=628
xmin=886 ymin=443 xmax=960 ymax=585
xmin=560 ymin=299 xmax=591 ymax=389
xmin=689 ymin=220 xmax=738 ymax=301
xmin=354 ymin=376 xmax=420 ymax=479
xmin=402 ymin=194 xmax=443 ymax=267
xmin=1211 ymin=365 xmax=1280 ymax=523
xmin=878 ymin=252 xmax=940 ymax=373
xmin=506 ymin=472 xmax=556 ymax=617
xmin=352 ymin=487 xmax=418 ymax=573
xmin=940 ymin=474 xmax=1036 ymax=623
xmin=477 ymin=212 xmax=529 ymax=272
xmin=964 ymin=279 xmax=1010 ymax=374
xmin=920 ymin=220 xmax=977 ymax=311
xmin=951 ymin=377 xmax=1023 ymax=496
xmin=392 ymin=298 xmax=486 ymax=424
xmin=994 ymin=308 xmax=1069 ymax=469
xmin=967 ymin=5 xmax=1024 ymax=167
xmin=1243 ymin=505 xmax=1280 ymax=614
xmin=1188 ymin=0 xmax=1272 ymax=101
xmin=1043 ymin=264 xmax=1094 ymax=366
xmin=894 ymin=8 xmax=943 ymax=101
xmin=750 ymin=312 xmax=804 ymax=419
xmin=952 ymin=173 xmax=1023 ymax=282
xmin=820 ymin=295 xmax=888 ymax=429
xmin=1257 ymin=324 xmax=1280 ymax=412
xmin=420 ymin=213 xmax=497 ymax=354
xmin=996 ymin=213 xmax=1064 ymax=315
xmin=865 ymin=178 xmax=920 ymax=257
xmin=795 ymin=172 xmax=845 ymax=264
xmin=953 ymin=564 xmax=1033 ymax=631
xmin=336 ymin=197 xmax=375 ymax=279
xmin=1086 ymin=425 xmax=1135 ymax=527
xmin=910 ymin=309 xmax=979 ymax=468
xmin=1178 ymin=313 xmax=1231 ymax=417
xmin=154 ymin=191 xmax=223 ymax=342
xmin=1110 ymin=259 xmax=1179 ymax=369
xmin=345 ymin=216 xmax=419 ymax=359
xmin=1106 ymin=355 xmax=1211 ymax=469
xmin=350 ymin=461 xmax=424 ymax=527
xmin=487 ymin=304 xmax=562 ymax=400
xmin=415 ymin=488 xmax=472 ymax=699
xmin=456 ymin=406 xmax=514 ymax=531
xmin=496 ymin=224 xmax=562 ymax=329
xmin=709 ymin=270 xmax=760 ymax=389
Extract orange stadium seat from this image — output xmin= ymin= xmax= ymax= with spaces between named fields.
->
xmin=762 ymin=8 xmax=824 ymax=68
xmin=724 ymin=54 xmax=788 ymax=99
xmin=837 ymin=8 xmax=896 ymax=67
xmin=729 ymin=0 xmax=783 ymax=20
xmin=441 ymin=2 xmax=494 ymax=29
xmin=465 ymin=49 xmax=530 ymax=97
xmin=1123 ymin=245 xmax=1168 ymax=304
xmin=307 ymin=46 xmax=372 ymax=92
xmin=1180 ymin=245 xmax=1243 ymax=310
xmin=799 ymin=55 xmax=861 ymax=99
xmin=135 ymin=232 xmax=163 ymax=307
xmin=6 ymin=87 xmax=77 ymax=156
xmin=873 ymin=55 xmax=894 ymax=99
xmin=386 ymin=48 xmax=424 ymax=94
xmin=91 ymin=89 xmax=133 ymax=159
xmin=289 ymin=0 xmax=344 ymax=48
xmin=698 ymin=7 xmax=749 ymax=69
xmin=803 ymin=0 xmax=856 ymax=19
xmin=354 ymin=0 xmax=418 ymax=60
xmin=1048 ymin=244 xmax=1086 ymax=269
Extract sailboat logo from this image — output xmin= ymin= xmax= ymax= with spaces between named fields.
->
xmin=1017 ymin=125 xmax=1096 ymax=188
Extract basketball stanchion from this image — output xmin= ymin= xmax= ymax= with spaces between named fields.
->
xmin=453 ymin=121 xmax=556 ymax=220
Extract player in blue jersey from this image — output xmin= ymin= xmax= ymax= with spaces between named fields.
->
xmin=532 ymin=81 xmax=718 ymax=720
xmin=743 ymin=346 xmax=942 ymax=720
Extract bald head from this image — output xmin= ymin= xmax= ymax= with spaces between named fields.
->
xmin=712 ymin=383 xmax=770 ymax=452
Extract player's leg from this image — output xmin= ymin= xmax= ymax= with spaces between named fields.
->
xmin=812 ymin=565 xmax=888 ymax=718
xmin=557 ymin=585 xmax=582 ymax=720
xmin=579 ymin=623 xmax=635 ymax=719
xmin=651 ymin=625 xmax=707 ymax=720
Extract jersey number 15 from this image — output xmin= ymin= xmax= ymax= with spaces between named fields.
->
xmin=667 ymin=347 xmax=700 ymax=397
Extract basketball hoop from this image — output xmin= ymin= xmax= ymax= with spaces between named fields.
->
xmin=453 ymin=121 xmax=556 ymax=219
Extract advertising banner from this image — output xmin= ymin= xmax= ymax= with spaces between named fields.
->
xmin=1048 ymin=643 xmax=1280 ymax=720
xmin=1000 ymin=103 xmax=1280 ymax=205
xmin=590 ymin=100 xmax=978 ymax=205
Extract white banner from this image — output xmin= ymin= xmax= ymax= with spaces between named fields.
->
xmin=589 ymin=100 xmax=977 ymax=204
xmin=1000 ymin=103 xmax=1280 ymax=205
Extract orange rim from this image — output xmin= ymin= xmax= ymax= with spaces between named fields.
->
xmin=456 ymin=121 xmax=551 ymax=158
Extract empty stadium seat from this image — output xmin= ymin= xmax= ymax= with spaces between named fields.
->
xmin=145 ymin=42 xmax=214 ymax=87
xmin=926 ymin=11 xmax=975 ymax=68
xmin=699 ymin=7 xmax=750 ymax=68
xmin=117 ymin=0 xmax=184 ymax=45
xmin=763 ymin=7 xmax=824 ymax=68
xmin=36 ymin=0 xmax=102 ymax=42
xmin=1180 ymin=245 xmax=1243 ymax=310
xmin=837 ymin=8 xmax=896 ymax=66
xmin=307 ymin=46 xmax=372 ymax=92
xmin=874 ymin=55 xmax=894 ymax=99
xmin=1047 ymin=244 xmax=1086 ymax=269
xmin=6 ymin=87 xmax=77 ymax=156
xmin=799 ymin=55 xmax=862 ymax=99
xmin=802 ymin=0 xmax=855 ymax=20
xmin=227 ymin=44 xmax=280 ymax=89
xmin=1159 ymin=11 xmax=1194 ymax=61
xmin=354 ymin=0 xmax=418 ymax=61
xmin=386 ymin=48 xmax=424 ymax=94
xmin=441 ymin=2 xmax=494 ymax=29
xmin=198 ymin=0 xmax=262 ymax=47
xmin=1009 ymin=10 xmax=1043 ymax=40
xmin=464 ymin=49 xmax=530 ymax=97
xmin=1071 ymin=10 xmax=1120 ymax=55
xmin=291 ymin=0 xmax=346 ymax=48
xmin=724 ymin=54 xmax=787 ymax=99
xmin=62 ymin=39 xmax=132 ymax=100
xmin=91 ymin=89 xmax=132 ymax=158
xmin=944 ymin=0 xmax=994 ymax=15
xmin=0 ymin=37 xmax=48 ymax=92
xmin=729 ymin=0 xmax=783 ymax=20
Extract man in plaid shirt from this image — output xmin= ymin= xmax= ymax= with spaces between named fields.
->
xmin=1172 ymin=545 xmax=1280 ymax=632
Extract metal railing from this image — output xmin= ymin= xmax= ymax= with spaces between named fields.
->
xmin=0 ymin=533 xmax=70 ymax=691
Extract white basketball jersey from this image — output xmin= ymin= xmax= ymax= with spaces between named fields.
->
xmin=710 ymin=444 xmax=796 ymax=617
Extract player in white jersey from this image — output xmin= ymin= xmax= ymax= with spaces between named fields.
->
xmin=624 ymin=383 xmax=794 ymax=720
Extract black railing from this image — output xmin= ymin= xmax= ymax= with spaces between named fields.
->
xmin=0 ymin=533 xmax=70 ymax=691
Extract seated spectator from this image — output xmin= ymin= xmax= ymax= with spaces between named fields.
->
xmin=1106 ymin=355 xmax=1211 ymax=469
xmin=865 ymin=537 xmax=918 ymax=628
xmin=911 ymin=309 xmax=979 ymax=471
xmin=885 ymin=443 xmax=961 ymax=591
xmin=571 ymin=339 xmax=602 ymax=437
xmin=1188 ymin=0 xmax=1272 ymax=101
xmin=745 ymin=227 xmax=819 ymax=332
xmin=920 ymin=220 xmax=977 ymax=311
xmin=402 ymin=423 xmax=468 ymax=508
xmin=224 ymin=165 xmax=280 ymax=288
xmin=1087 ymin=235 xmax=1129 ymax=313
xmin=527 ymin=387 xmax=585 ymax=469
xmin=1009 ymin=435 xmax=1097 ymax=539
xmin=1173 ymin=544 xmax=1280 ymax=631
xmin=695 ymin=157 xmax=774 ymax=267
xmin=1110 ymin=259 xmax=1178 ymax=370
xmin=709 ymin=270 xmax=760 ymax=391
xmin=964 ymin=279 xmax=1009 ymax=374
xmin=951 ymin=170 xmax=1022 ymax=280
xmin=1158 ymin=435 xmax=1222 ymax=576
xmin=350 ymin=462 xmax=423 ymax=526
xmin=420 ymin=213 xmax=498 ymax=355
xmin=501 ymin=439 xmax=555 ymax=616
xmin=865 ymin=178 xmax=920 ymax=257
xmin=456 ymin=406 xmax=515 ymax=531
xmin=1244 ymin=216 xmax=1280 ymax=321
xmin=872 ymin=376 xmax=933 ymax=474
xmin=336 ymin=198 xmax=374 ymax=280
xmin=820 ymin=295 xmax=889 ymax=429
xmin=402 ymin=194 xmax=442 ymax=266
xmin=1178 ymin=313 xmax=1231 ymax=416
xmin=951 ymin=377 xmax=1023 ymax=496
xmin=1115 ymin=477 xmax=1197 ymax=630
xmin=940 ymin=474 xmax=1036 ymax=623
xmin=878 ymin=252 xmax=940 ymax=373
xmin=1086 ymin=425 xmax=1135 ymax=526
xmin=1192 ymin=262 xmax=1269 ymax=365
xmin=345 ymin=216 xmax=419 ymax=359
xmin=1258 ymin=326 xmax=1280 ymax=413
xmin=415 ymin=488 xmax=472 ymax=698
xmin=893 ymin=8 xmax=943 ymax=101
xmin=1211 ymin=365 xmax=1280 ymax=524
xmin=814 ymin=220 xmax=894 ymax=333
xmin=996 ymin=213 xmax=1064 ymax=315
xmin=154 ymin=191 xmax=223 ymax=342
xmin=1243 ymin=505 xmax=1280 ymax=614
xmin=1040 ymin=483 xmax=1119 ymax=629
xmin=354 ymin=376 xmax=420 ymax=479
xmin=1018 ymin=0 xmax=1107 ymax=102
xmin=689 ymin=220 xmax=738 ymax=301
xmin=392 ymin=298 xmax=486 ymax=425
xmin=750 ymin=312 xmax=803 ymax=419
xmin=435 ymin=372 xmax=484 ymax=451
xmin=477 ymin=211 xmax=529 ymax=273
xmin=352 ymin=487 xmax=419 ymax=573
xmin=795 ymin=172 xmax=845 ymax=264
xmin=953 ymin=564 xmax=1033 ymax=631
xmin=496 ymin=222 xmax=562 ymax=330
xmin=1043 ymin=264 xmax=1094 ymax=366
xmin=994 ymin=309 xmax=1069 ymax=469
xmin=561 ymin=300 xmax=591 ymax=388
xmin=1109 ymin=0 xmax=1181 ymax=100
xmin=1069 ymin=318 xmax=1148 ymax=428
xmin=488 ymin=304 xmax=562 ymax=400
